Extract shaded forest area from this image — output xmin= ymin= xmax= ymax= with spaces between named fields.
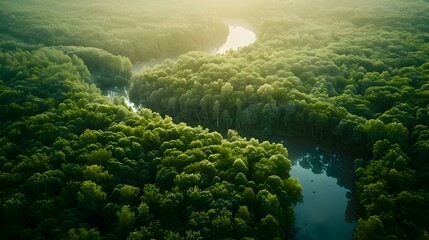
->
xmin=1 ymin=0 xmax=429 ymax=239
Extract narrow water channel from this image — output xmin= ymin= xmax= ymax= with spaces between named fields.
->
xmin=283 ymin=139 xmax=357 ymax=240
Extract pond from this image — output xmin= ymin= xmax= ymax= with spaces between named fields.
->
xmin=283 ymin=139 xmax=357 ymax=240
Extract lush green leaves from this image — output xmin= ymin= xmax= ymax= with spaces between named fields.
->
xmin=1 ymin=0 xmax=429 ymax=239
xmin=0 ymin=46 xmax=301 ymax=239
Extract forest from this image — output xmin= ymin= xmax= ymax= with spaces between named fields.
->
xmin=1 ymin=0 xmax=429 ymax=239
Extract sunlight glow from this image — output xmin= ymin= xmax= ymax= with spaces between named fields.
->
xmin=216 ymin=26 xmax=256 ymax=54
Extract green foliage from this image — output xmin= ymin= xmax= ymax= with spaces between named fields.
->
xmin=127 ymin=1 xmax=429 ymax=238
xmin=86 ymin=149 xmax=112 ymax=166
xmin=355 ymin=216 xmax=388 ymax=240
xmin=0 ymin=0 xmax=229 ymax=62
xmin=0 ymin=46 xmax=300 ymax=239
xmin=1 ymin=0 xmax=429 ymax=239
xmin=68 ymin=228 xmax=102 ymax=240
xmin=355 ymin=140 xmax=429 ymax=239
xmin=116 ymin=205 xmax=136 ymax=238
xmin=129 ymin=0 xmax=428 ymax=142
xmin=77 ymin=181 xmax=107 ymax=213
xmin=83 ymin=165 xmax=112 ymax=184
xmin=58 ymin=46 xmax=133 ymax=89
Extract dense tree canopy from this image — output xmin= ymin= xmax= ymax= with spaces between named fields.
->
xmin=127 ymin=0 xmax=429 ymax=238
xmin=0 ymin=47 xmax=301 ymax=239
xmin=0 ymin=0 xmax=229 ymax=63
xmin=1 ymin=0 xmax=429 ymax=239
xmin=130 ymin=0 xmax=429 ymax=140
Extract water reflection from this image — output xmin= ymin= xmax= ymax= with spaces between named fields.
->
xmin=295 ymin=147 xmax=355 ymax=190
xmin=283 ymin=139 xmax=357 ymax=240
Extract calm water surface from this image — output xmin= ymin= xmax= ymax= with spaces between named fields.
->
xmin=283 ymin=139 xmax=357 ymax=240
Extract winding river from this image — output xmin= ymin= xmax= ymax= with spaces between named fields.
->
xmin=107 ymin=24 xmax=256 ymax=112
xmin=106 ymin=24 xmax=356 ymax=239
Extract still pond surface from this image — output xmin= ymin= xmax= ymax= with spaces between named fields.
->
xmin=283 ymin=139 xmax=357 ymax=240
